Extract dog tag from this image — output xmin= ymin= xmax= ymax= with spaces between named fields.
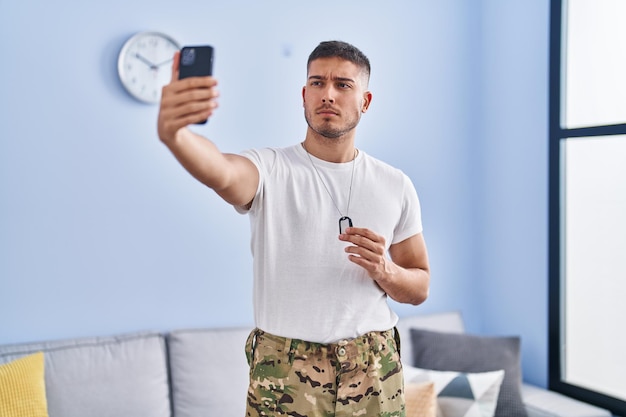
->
xmin=339 ymin=216 xmax=353 ymax=234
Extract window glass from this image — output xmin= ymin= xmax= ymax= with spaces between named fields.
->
xmin=561 ymin=135 xmax=626 ymax=401
xmin=564 ymin=0 xmax=626 ymax=128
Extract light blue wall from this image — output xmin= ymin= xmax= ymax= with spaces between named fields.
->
xmin=477 ymin=0 xmax=550 ymax=386
xmin=0 ymin=1 xmax=549 ymax=387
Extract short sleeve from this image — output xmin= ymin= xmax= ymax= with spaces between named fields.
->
xmin=392 ymin=174 xmax=423 ymax=244
xmin=234 ymin=148 xmax=276 ymax=214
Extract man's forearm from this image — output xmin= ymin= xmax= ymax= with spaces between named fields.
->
xmin=163 ymin=127 xmax=230 ymax=190
xmin=374 ymin=262 xmax=430 ymax=306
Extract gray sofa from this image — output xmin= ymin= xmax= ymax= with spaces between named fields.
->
xmin=0 ymin=312 xmax=611 ymax=417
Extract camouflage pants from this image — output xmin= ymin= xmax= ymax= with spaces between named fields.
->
xmin=245 ymin=328 xmax=405 ymax=417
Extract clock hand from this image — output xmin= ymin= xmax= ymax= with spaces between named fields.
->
xmin=154 ymin=57 xmax=174 ymax=68
xmin=135 ymin=53 xmax=157 ymax=70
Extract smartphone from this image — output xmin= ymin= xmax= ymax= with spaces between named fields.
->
xmin=179 ymin=45 xmax=214 ymax=78
xmin=178 ymin=45 xmax=214 ymax=124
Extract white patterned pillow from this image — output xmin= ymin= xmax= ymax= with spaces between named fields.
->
xmin=404 ymin=364 xmax=505 ymax=417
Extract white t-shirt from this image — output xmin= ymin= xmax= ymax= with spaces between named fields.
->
xmin=239 ymin=144 xmax=423 ymax=343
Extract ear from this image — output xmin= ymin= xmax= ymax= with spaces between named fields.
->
xmin=361 ymin=91 xmax=373 ymax=113
xmin=302 ymin=86 xmax=307 ymax=107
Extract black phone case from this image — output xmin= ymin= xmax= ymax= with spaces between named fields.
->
xmin=178 ymin=46 xmax=214 ymax=79
xmin=178 ymin=46 xmax=214 ymax=124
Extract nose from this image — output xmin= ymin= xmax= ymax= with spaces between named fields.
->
xmin=322 ymin=86 xmax=335 ymax=104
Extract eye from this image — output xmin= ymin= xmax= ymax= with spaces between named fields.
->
xmin=337 ymin=82 xmax=352 ymax=89
xmin=310 ymin=80 xmax=322 ymax=87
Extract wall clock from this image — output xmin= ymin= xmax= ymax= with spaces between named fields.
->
xmin=118 ymin=31 xmax=180 ymax=104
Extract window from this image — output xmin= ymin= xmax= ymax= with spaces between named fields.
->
xmin=549 ymin=1 xmax=626 ymax=415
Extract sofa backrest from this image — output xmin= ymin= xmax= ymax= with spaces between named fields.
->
xmin=0 ymin=332 xmax=171 ymax=417
xmin=396 ymin=311 xmax=465 ymax=364
xmin=167 ymin=326 xmax=253 ymax=417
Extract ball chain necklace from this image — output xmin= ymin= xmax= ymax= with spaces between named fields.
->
xmin=302 ymin=142 xmax=357 ymax=234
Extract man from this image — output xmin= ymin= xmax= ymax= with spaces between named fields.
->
xmin=158 ymin=40 xmax=430 ymax=417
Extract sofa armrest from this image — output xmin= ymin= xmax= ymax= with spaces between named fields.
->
xmin=522 ymin=383 xmax=612 ymax=417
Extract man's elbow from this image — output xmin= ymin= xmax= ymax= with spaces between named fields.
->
xmin=410 ymin=272 xmax=430 ymax=305
xmin=407 ymin=286 xmax=429 ymax=306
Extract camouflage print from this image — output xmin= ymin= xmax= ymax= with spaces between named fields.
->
xmin=245 ymin=328 xmax=405 ymax=417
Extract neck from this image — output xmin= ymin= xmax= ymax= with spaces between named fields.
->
xmin=302 ymin=133 xmax=357 ymax=163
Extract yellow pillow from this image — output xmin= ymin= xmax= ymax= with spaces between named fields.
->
xmin=405 ymin=381 xmax=437 ymax=417
xmin=0 ymin=352 xmax=49 ymax=417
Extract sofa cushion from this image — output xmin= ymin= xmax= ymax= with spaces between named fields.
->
xmin=410 ymin=328 xmax=527 ymax=417
xmin=404 ymin=364 xmax=504 ymax=417
xmin=0 ymin=332 xmax=170 ymax=417
xmin=167 ymin=326 xmax=253 ymax=417
xmin=0 ymin=352 xmax=48 ymax=417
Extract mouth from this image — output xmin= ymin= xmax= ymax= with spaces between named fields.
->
xmin=317 ymin=108 xmax=339 ymax=117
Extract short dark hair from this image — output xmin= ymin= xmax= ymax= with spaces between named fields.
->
xmin=307 ymin=40 xmax=371 ymax=83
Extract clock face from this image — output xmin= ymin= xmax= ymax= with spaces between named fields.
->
xmin=118 ymin=32 xmax=180 ymax=104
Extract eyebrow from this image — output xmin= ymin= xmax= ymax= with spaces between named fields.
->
xmin=308 ymin=75 xmax=356 ymax=84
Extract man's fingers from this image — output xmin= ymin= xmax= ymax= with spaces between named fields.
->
xmin=340 ymin=227 xmax=386 ymax=254
xmin=163 ymin=83 xmax=219 ymax=106
xmin=165 ymin=77 xmax=219 ymax=98
xmin=162 ymin=98 xmax=216 ymax=124
xmin=344 ymin=227 xmax=384 ymax=243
